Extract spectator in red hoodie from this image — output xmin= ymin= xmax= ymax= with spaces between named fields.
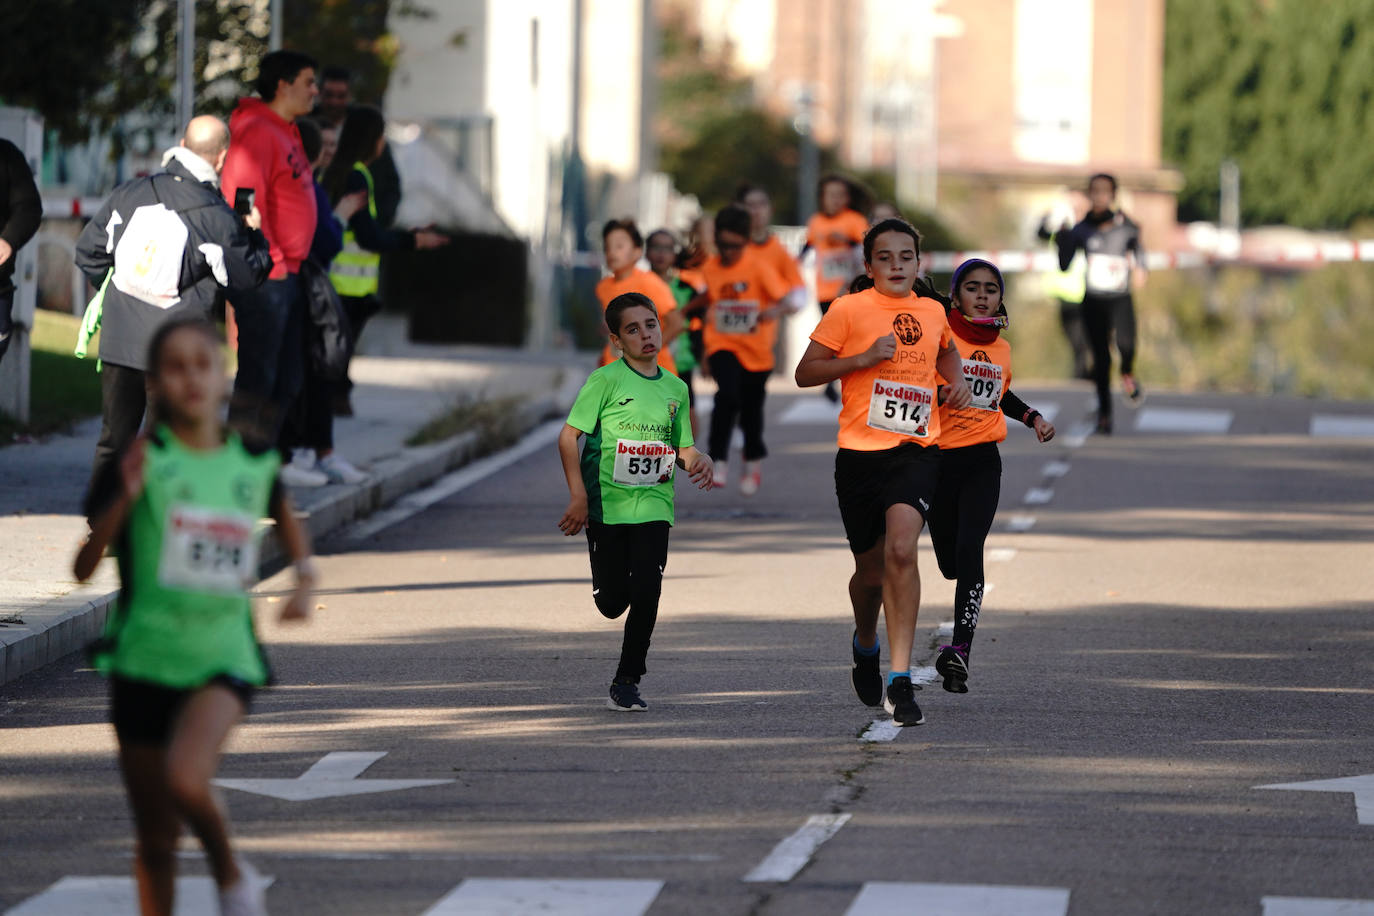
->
xmin=221 ymin=50 xmax=320 ymax=457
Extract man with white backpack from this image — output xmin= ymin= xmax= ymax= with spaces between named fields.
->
xmin=75 ymin=115 xmax=273 ymax=517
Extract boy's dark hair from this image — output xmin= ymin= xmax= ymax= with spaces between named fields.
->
xmin=848 ymin=274 xmax=875 ymax=294
xmin=296 ymin=117 xmax=323 ymax=163
xmin=605 ymin=291 xmax=658 ymax=335
xmin=321 ymin=65 xmax=352 ymax=85
xmin=602 ymin=218 xmax=643 ymax=249
xmin=256 ymin=50 xmax=319 ymax=101
xmin=1088 ymin=172 xmax=1118 ymax=194
xmin=714 ymin=204 xmax=751 ymax=239
xmin=818 ymin=172 xmax=872 ymax=216
xmin=645 ymin=228 xmax=678 ymax=250
xmin=147 ymin=316 xmax=221 ymax=376
xmin=863 ymin=218 xmax=923 ymax=263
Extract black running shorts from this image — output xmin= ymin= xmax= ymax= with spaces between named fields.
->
xmin=834 ymin=442 xmax=940 ymax=555
xmin=110 ymin=675 xmax=254 ymax=745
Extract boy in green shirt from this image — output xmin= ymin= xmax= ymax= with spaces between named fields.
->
xmin=558 ymin=291 xmax=714 ymax=710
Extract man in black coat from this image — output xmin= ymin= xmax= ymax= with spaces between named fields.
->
xmin=0 ymin=136 xmax=43 ymax=366
xmin=75 ymin=115 xmax=273 ymax=513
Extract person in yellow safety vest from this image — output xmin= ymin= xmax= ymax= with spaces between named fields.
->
xmin=1037 ymin=199 xmax=1091 ymax=380
xmin=320 ymin=104 xmax=448 ymax=415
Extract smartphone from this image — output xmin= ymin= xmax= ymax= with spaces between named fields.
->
xmin=234 ymin=187 xmax=256 ymax=217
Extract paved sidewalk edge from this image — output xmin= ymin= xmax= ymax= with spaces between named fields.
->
xmin=0 ymin=384 xmax=580 ymax=688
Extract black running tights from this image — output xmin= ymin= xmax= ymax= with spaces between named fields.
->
xmin=585 ymin=520 xmax=670 ymax=683
xmin=927 ymin=442 xmax=1002 ymax=657
xmin=707 ymin=350 xmax=769 ymax=463
xmin=1082 ymin=293 xmax=1137 ymax=418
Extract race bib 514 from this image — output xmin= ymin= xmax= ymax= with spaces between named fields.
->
xmin=157 ymin=504 xmax=259 ymax=594
xmin=867 ymin=379 xmax=934 ymax=438
xmin=612 ymin=439 xmax=676 ymax=487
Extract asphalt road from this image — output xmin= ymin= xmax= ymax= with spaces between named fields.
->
xmin=3 ymin=385 xmax=1373 ymax=915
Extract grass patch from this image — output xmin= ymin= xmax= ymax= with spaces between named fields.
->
xmin=406 ymin=393 xmax=530 ymax=451
xmin=0 ymin=309 xmax=103 ymax=443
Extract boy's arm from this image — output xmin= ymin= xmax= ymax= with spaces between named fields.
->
xmin=269 ymin=485 xmax=315 ymax=622
xmin=794 ymin=336 xmax=893 ymax=388
xmin=935 ymin=341 xmax=972 ymax=409
xmin=675 ymin=445 xmax=714 ymax=490
xmin=557 ymin=423 xmax=589 ymax=536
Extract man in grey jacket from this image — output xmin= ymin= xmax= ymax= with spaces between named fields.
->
xmin=75 ymin=115 xmax=273 ymax=514
xmin=0 ymin=136 xmax=42 ymax=366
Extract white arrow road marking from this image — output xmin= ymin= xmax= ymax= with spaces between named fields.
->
xmin=422 ymin=879 xmax=663 ymax=916
xmin=845 ymin=882 xmax=1071 ymax=915
xmin=742 ymin=813 xmax=852 ymax=882
xmin=1264 ymin=899 xmax=1374 ymax=915
xmin=213 ymin=751 xmax=455 ymax=802
xmin=5 ymin=875 xmax=274 ymax=915
xmin=1256 ymin=773 xmax=1374 ymax=825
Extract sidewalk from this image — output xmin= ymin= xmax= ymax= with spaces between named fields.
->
xmin=0 ymin=314 xmax=593 ymax=686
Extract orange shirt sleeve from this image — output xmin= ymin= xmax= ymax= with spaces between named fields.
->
xmin=810 ymin=294 xmax=851 ymax=353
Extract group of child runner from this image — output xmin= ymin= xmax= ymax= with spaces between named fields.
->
xmin=70 ymin=172 xmax=1074 ymax=912
xmin=564 ymin=179 xmax=1058 ymax=720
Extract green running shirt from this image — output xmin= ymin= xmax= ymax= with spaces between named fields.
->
xmin=567 ymin=359 xmax=693 ymax=525
xmin=91 ymin=427 xmax=281 ymax=688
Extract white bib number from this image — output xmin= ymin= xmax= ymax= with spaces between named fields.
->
xmin=962 ymin=362 xmax=1004 ymax=412
xmin=821 ymin=248 xmax=856 ymax=281
xmin=613 ymin=439 xmax=676 ymax=487
xmin=867 ymin=380 xmax=934 ymax=438
xmin=1086 ymin=253 xmax=1130 ymax=295
xmin=713 ymin=300 xmax=759 ymax=335
xmin=157 ymin=504 xmax=259 ymax=594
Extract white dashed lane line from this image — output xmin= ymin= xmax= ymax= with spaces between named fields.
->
xmin=1023 ymin=487 xmax=1054 ymax=505
xmin=741 ymin=813 xmax=852 ymax=883
xmin=1005 ymin=514 xmax=1037 ymax=532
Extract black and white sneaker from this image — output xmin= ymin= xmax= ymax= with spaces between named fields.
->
xmin=935 ymin=644 xmax=970 ymax=694
xmin=883 ymin=676 xmax=925 ymax=726
xmin=607 ymin=680 xmax=647 ymax=711
xmin=850 ymin=632 xmax=883 ymax=707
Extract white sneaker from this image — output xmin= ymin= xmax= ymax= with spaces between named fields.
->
xmin=317 ymin=453 xmax=368 ymax=485
xmin=218 ymin=858 xmax=267 ymax=916
xmin=740 ymin=463 xmax=761 ymax=497
xmin=279 ymin=462 xmax=329 ymax=488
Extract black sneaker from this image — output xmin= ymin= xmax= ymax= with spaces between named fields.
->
xmin=607 ymin=680 xmax=647 ymax=711
xmin=850 ymin=632 xmax=883 ymax=707
xmin=883 ymin=676 xmax=925 ymax=726
xmin=1095 ymin=413 xmax=1113 ymax=435
xmin=935 ymin=644 xmax=970 ymax=694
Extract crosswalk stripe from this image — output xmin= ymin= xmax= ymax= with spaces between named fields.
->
xmin=742 ymin=813 xmax=851 ymax=882
xmin=1135 ymin=407 xmax=1234 ymax=433
xmin=421 ymin=879 xmax=663 ymax=915
xmin=844 ymin=882 xmax=1071 ymax=915
xmin=1310 ymin=414 xmax=1374 ymax=438
xmin=5 ymin=875 xmax=275 ymax=915
xmin=1262 ymin=897 xmax=1374 ymax=915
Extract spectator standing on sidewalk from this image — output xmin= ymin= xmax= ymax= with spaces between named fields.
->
xmin=321 ymin=105 xmax=446 ymax=415
xmin=221 ymin=49 xmax=319 ymax=449
xmin=75 ymin=116 xmax=273 ymax=515
xmin=0 ymin=137 xmax=42 ymax=367
xmin=313 ymin=66 xmax=402 ymax=229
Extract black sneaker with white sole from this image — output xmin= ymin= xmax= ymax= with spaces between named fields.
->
xmin=850 ymin=632 xmax=883 ymax=707
xmin=607 ymin=679 xmax=647 ymax=711
xmin=883 ymin=676 xmax=925 ymax=726
xmin=935 ymin=644 xmax=970 ymax=694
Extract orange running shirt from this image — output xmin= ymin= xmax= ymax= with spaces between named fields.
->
xmin=937 ymin=330 xmax=1012 ymax=450
xmin=700 ymin=249 xmax=792 ymax=372
xmin=810 ymin=287 xmax=954 ymax=451
xmin=806 ymin=209 xmax=869 ymax=302
xmin=596 ymin=268 xmax=678 ymax=375
xmin=752 ymin=234 xmax=804 ymax=291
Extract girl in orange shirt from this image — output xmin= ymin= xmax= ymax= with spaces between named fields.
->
xmin=596 ymin=219 xmax=682 ymax=375
xmin=804 ymin=175 xmax=869 ymax=401
xmin=736 ymin=183 xmax=806 ymax=299
xmin=929 ymin=259 xmax=1055 ymax=694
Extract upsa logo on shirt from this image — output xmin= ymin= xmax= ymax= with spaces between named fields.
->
xmin=892 ymin=313 xmax=922 ymax=346
xmin=969 ymin=349 xmax=991 ymax=362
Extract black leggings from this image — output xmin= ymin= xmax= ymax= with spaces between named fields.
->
xmin=927 ymin=442 xmax=1001 ymax=658
xmin=707 ymin=350 xmax=769 ymax=463
xmin=1082 ymin=293 xmax=1136 ymax=418
xmin=585 ymin=520 xmax=670 ymax=683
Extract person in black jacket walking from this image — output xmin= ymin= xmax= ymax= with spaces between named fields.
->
xmin=1056 ymin=172 xmax=1148 ymax=434
xmin=75 ymin=116 xmax=273 ymax=515
xmin=0 ymin=137 xmax=43 ymax=366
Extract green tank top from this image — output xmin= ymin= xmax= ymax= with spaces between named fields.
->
xmin=92 ymin=427 xmax=281 ymax=688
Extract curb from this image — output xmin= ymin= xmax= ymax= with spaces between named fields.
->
xmin=0 ymin=388 xmax=576 ymax=688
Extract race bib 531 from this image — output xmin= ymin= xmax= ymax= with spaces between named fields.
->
xmin=157 ymin=504 xmax=259 ymax=594
xmin=612 ymin=439 xmax=676 ymax=487
xmin=867 ymin=380 xmax=934 ymax=438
